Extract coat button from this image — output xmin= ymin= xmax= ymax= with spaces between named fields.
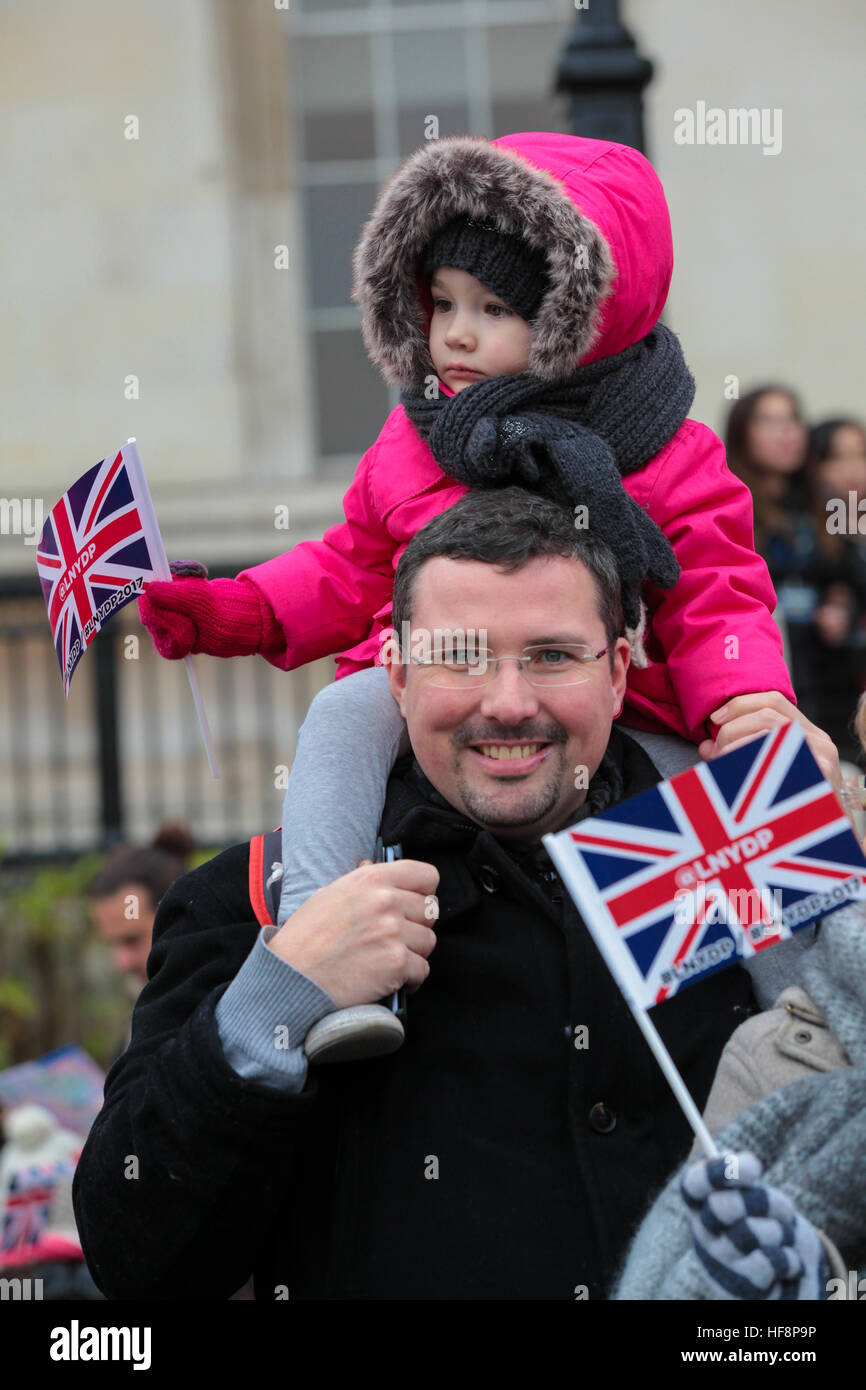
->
xmin=588 ymin=1102 xmax=616 ymax=1134
xmin=793 ymin=1028 xmax=812 ymax=1044
xmin=478 ymin=864 xmax=500 ymax=893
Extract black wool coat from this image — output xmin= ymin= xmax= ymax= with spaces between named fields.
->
xmin=74 ymin=730 xmax=756 ymax=1301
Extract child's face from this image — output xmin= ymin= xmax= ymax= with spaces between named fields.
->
xmin=428 ymin=266 xmax=533 ymax=393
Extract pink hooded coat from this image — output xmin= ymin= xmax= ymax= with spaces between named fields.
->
xmin=239 ymin=132 xmax=793 ymax=742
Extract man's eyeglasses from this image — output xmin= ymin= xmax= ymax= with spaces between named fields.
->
xmin=409 ymin=644 xmax=609 ymax=689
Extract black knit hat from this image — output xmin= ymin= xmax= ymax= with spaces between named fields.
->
xmin=421 ymin=215 xmax=550 ymax=323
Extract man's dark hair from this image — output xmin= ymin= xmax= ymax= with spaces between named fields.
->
xmin=391 ymin=486 xmax=624 ymax=653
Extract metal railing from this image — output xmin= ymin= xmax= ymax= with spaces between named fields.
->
xmin=0 ymin=577 xmax=332 ymax=863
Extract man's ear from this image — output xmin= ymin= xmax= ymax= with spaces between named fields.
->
xmin=612 ymin=636 xmax=630 ymax=715
xmin=383 ymin=648 xmax=408 ymax=719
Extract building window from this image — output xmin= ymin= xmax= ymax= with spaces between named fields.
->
xmin=286 ymin=0 xmax=568 ymax=474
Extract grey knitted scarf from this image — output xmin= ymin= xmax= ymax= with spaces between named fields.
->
xmin=400 ymin=324 xmax=694 ymax=636
xmin=613 ymin=907 xmax=866 ymax=1300
xmin=613 ymin=1069 xmax=866 ymax=1300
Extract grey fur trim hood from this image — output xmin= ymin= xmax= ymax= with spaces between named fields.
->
xmin=352 ymin=131 xmax=675 ymax=386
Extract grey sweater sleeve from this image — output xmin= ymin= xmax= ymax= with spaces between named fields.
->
xmin=215 ymin=925 xmax=339 ymax=1092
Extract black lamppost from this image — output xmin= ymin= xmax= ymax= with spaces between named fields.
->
xmin=94 ymin=623 xmax=124 ymax=847
xmin=556 ymin=0 xmax=654 ymax=155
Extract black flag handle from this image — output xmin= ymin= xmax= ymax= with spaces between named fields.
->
xmin=376 ymin=836 xmax=408 ymax=1026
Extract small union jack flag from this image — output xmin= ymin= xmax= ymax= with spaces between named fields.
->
xmin=36 ymin=444 xmax=162 ymax=694
xmin=1 ymin=1160 xmax=75 ymax=1264
xmin=544 ymin=722 xmax=866 ymax=1009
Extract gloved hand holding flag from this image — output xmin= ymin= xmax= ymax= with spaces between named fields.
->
xmin=138 ymin=568 xmax=283 ymax=662
xmin=681 ymin=1151 xmax=830 ymax=1301
xmin=36 ymin=439 xmax=218 ymax=776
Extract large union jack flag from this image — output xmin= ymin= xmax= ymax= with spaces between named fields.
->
xmin=36 ymin=445 xmax=161 ymax=694
xmin=544 ymin=722 xmax=866 ymax=1009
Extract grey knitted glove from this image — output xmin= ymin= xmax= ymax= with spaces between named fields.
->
xmin=463 ymin=410 xmax=680 ymax=635
xmin=681 ymin=1152 xmax=830 ymax=1300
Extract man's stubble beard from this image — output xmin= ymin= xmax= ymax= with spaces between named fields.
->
xmin=452 ymin=739 xmax=576 ymax=830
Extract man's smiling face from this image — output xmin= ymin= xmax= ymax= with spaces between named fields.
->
xmin=386 ymin=555 xmax=630 ymax=844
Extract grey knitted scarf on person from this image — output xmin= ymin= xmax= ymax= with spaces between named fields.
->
xmin=612 ymin=906 xmax=866 ymax=1300
xmin=400 ymin=323 xmax=694 ymax=646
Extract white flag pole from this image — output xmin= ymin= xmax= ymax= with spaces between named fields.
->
xmin=124 ymin=439 xmax=220 ymax=780
xmin=613 ymin=988 xmax=719 ymax=1159
xmin=543 ymin=832 xmax=719 ymax=1159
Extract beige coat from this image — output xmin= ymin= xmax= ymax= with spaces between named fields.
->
xmin=689 ymin=985 xmax=852 ymax=1279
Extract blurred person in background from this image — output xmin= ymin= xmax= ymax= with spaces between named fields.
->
xmin=0 ymin=831 xmax=193 ymax=1299
xmin=0 ymin=1102 xmax=104 ymax=1299
xmin=725 ymin=383 xmax=811 ymax=581
xmin=88 ymin=823 xmax=194 ymax=1061
xmin=725 ymin=386 xmax=821 ymax=728
xmin=801 ymin=418 xmax=866 ymax=763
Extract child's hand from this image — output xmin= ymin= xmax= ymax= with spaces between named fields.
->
xmin=699 ymin=692 xmax=841 ymax=793
xmin=681 ymin=1152 xmax=830 ymax=1300
xmin=138 ymin=575 xmax=282 ymax=661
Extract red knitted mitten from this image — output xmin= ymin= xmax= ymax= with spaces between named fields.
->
xmin=138 ymin=576 xmax=283 ymax=660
